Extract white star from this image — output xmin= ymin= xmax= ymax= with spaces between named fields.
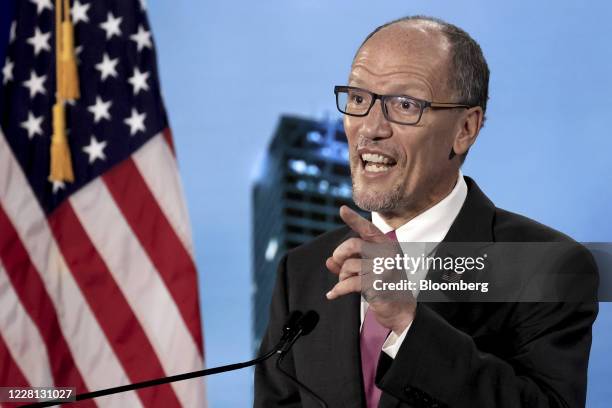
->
xmin=128 ymin=68 xmax=150 ymax=95
xmin=82 ymin=136 xmax=107 ymax=164
xmin=87 ymin=96 xmax=112 ymax=123
xmin=2 ymin=58 xmax=14 ymax=85
xmin=22 ymin=70 xmax=47 ymax=98
xmin=30 ymin=0 xmax=53 ymax=15
xmin=130 ymin=25 xmax=152 ymax=52
xmin=71 ymin=0 xmax=90 ymax=24
xmin=27 ymin=27 xmax=51 ymax=56
xmin=99 ymin=12 xmax=122 ymax=40
xmin=95 ymin=53 xmax=119 ymax=81
xmin=124 ymin=108 xmax=146 ymax=136
xmin=9 ymin=21 xmax=16 ymax=43
xmin=20 ymin=111 xmax=44 ymax=139
xmin=51 ymin=180 xmax=66 ymax=194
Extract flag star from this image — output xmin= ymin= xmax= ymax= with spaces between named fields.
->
xmin=99 ymin=12 xmax=122 ymax=40
xmin=20 ymin=111 xmax=44 ymax=139
xmin=51 ymin=180 xmax=66 ymax=194
xmin=95 ymin=53 xmax=119 ymax=81
xmin=87 ymin=96 xmax=112 ymax=123
xmin=30 ymin=0 xmax=53 ymax=15
xmin=9 ymin=21 xmax=16 ymax=43
xmin=82 ymin=136 xmax=107 ymax=164
xmin=130 ymin=25 xmax=152 ymax=52
xmin=2 ymin=58 xmax=14 ymax=84
xmin=22 ymin=70 xmax=47 ymax=98
xmin=27 ymin=27 xmax=52 ymax=56
xmin=128 ymin=68 xmax=150 ymax=95
xmin=124 ymin=108 xmax=146 ymax=136
xmin=71 ymin=0 xmax=90 ymax=24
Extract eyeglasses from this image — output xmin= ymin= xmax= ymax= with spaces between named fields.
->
xmin=334 ymin=85 xmax=474 ymax=126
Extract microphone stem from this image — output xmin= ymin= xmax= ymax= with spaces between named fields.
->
xmin=276 ymin=353 xmax=328 ymax=408
xmin=19 ymin=348 xmax=279 ymax=408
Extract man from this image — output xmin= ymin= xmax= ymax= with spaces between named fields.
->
xmin=254 ymin=16 xmax=597 ymax=408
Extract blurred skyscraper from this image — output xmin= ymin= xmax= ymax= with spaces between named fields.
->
xmin=251 ymin=115 xmax=361 ymax=351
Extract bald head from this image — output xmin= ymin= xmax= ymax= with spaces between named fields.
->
xmin=357 ymin=18 xmax=452 ymax=64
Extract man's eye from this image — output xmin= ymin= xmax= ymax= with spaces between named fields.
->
xmin=400 ymin=100 xmax=416 ymax=111
xmin=350 ymin=94 xmax=364 ymax=104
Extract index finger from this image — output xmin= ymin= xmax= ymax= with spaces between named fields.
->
xmin=339 ymin=205 xmax=388 ymax=243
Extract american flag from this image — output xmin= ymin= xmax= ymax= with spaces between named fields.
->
xmin=0 ymin=0 xmax=205 ymax=406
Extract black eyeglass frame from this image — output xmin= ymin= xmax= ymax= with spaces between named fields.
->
xmin=334 ymin=85 xmax=475 ymax=126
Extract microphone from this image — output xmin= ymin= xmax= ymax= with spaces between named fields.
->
xmin=277 ymin=310 xmax=304 ymax=348
xmin=278 ymin=310 xmax=319 ymax=355
xmin=19 ymin=310 xmax=326 ymax=408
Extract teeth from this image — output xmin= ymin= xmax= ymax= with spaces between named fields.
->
xmin=361 ymin=153 xmax=393 ymax=164
xmin=365 ymin=163 xmax=391 ymax=173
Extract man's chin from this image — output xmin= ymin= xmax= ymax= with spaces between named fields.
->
xmin=353 ymin=190 xmax=401 ymax=212
xmin=353 ymin=174 xmax=397 ymax=193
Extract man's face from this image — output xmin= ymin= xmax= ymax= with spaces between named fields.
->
xmin=345 ymin=23 xmax=464 ymax=214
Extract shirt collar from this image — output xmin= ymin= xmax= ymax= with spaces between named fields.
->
xmin=371 ymin=171 xmax=467 ymax=243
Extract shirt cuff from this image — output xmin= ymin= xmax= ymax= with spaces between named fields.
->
xmin=382 ymin=323 xmax=412 ymax=359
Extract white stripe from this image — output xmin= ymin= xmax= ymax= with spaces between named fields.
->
xmin=133 ymin=133 xmax=194 ymax=256
xmin=0 ymin=131 xmax=143 ymax=408
xmin=70 ymin=177 xmax=205 ymax=407
xmin=0 ymin=261 xmax=54 ymax=387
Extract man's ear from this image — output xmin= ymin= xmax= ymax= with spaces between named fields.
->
xmin=453 ymin=106 xmax=484 ymax=155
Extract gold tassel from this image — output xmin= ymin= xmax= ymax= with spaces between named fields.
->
xmin=49 ymin=0 xmax=79 ymax=183
xmin=58 ymin=20 xmax=80 ymax=99
xmin=49 ymin=103 xmax=75 ymax=182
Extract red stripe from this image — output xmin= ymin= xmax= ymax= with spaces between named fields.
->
xmin=0 ymin=204 xmax=95 ymax=408
xmin=47 ymin=201 xmax=182 ymax=408
xmin=0 ymin=335 xmax=30 ymax=408
xmin=103 ymin=159 xmax=203 ymax=355
xmin=162 ymin=128 xmax=175 ymax=156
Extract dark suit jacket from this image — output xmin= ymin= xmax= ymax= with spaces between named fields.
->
xmin=254 ymin=177 xmax=598 ymax=408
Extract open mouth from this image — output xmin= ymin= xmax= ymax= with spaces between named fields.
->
xmin=360 ymin=152 xmax=397 ymax=173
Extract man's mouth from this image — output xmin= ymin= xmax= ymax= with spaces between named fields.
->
xmin=360 ymin=152 xmax=397 ymax=173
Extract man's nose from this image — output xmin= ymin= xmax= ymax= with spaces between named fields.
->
xmin=360 ymin=99 xmax=392 ymax=140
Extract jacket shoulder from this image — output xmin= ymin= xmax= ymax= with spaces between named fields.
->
xmin=493 ymin=207 xmax=574 ymax=242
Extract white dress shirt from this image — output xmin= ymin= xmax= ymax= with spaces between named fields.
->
xmin=360 ymin=171 xmax=468 ymax=358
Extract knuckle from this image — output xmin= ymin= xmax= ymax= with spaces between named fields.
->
xmin=350 ymin=238 xmax=364 ymax=253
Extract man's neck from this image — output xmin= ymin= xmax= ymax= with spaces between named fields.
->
xmin=378 ymin=172 xmax=460 ymax=230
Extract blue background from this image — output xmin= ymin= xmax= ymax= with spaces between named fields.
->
xmin=2 ymin=1 xmax=611 ymax=407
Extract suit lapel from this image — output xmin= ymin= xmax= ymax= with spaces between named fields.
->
xmin=422 ymin=177 xmax=497 ymax=319
xmin=443 ymin=176 xmax=495 ymax=243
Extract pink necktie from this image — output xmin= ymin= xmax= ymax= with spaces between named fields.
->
xmin=360 ymin=230 xmax=396 ymax=407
